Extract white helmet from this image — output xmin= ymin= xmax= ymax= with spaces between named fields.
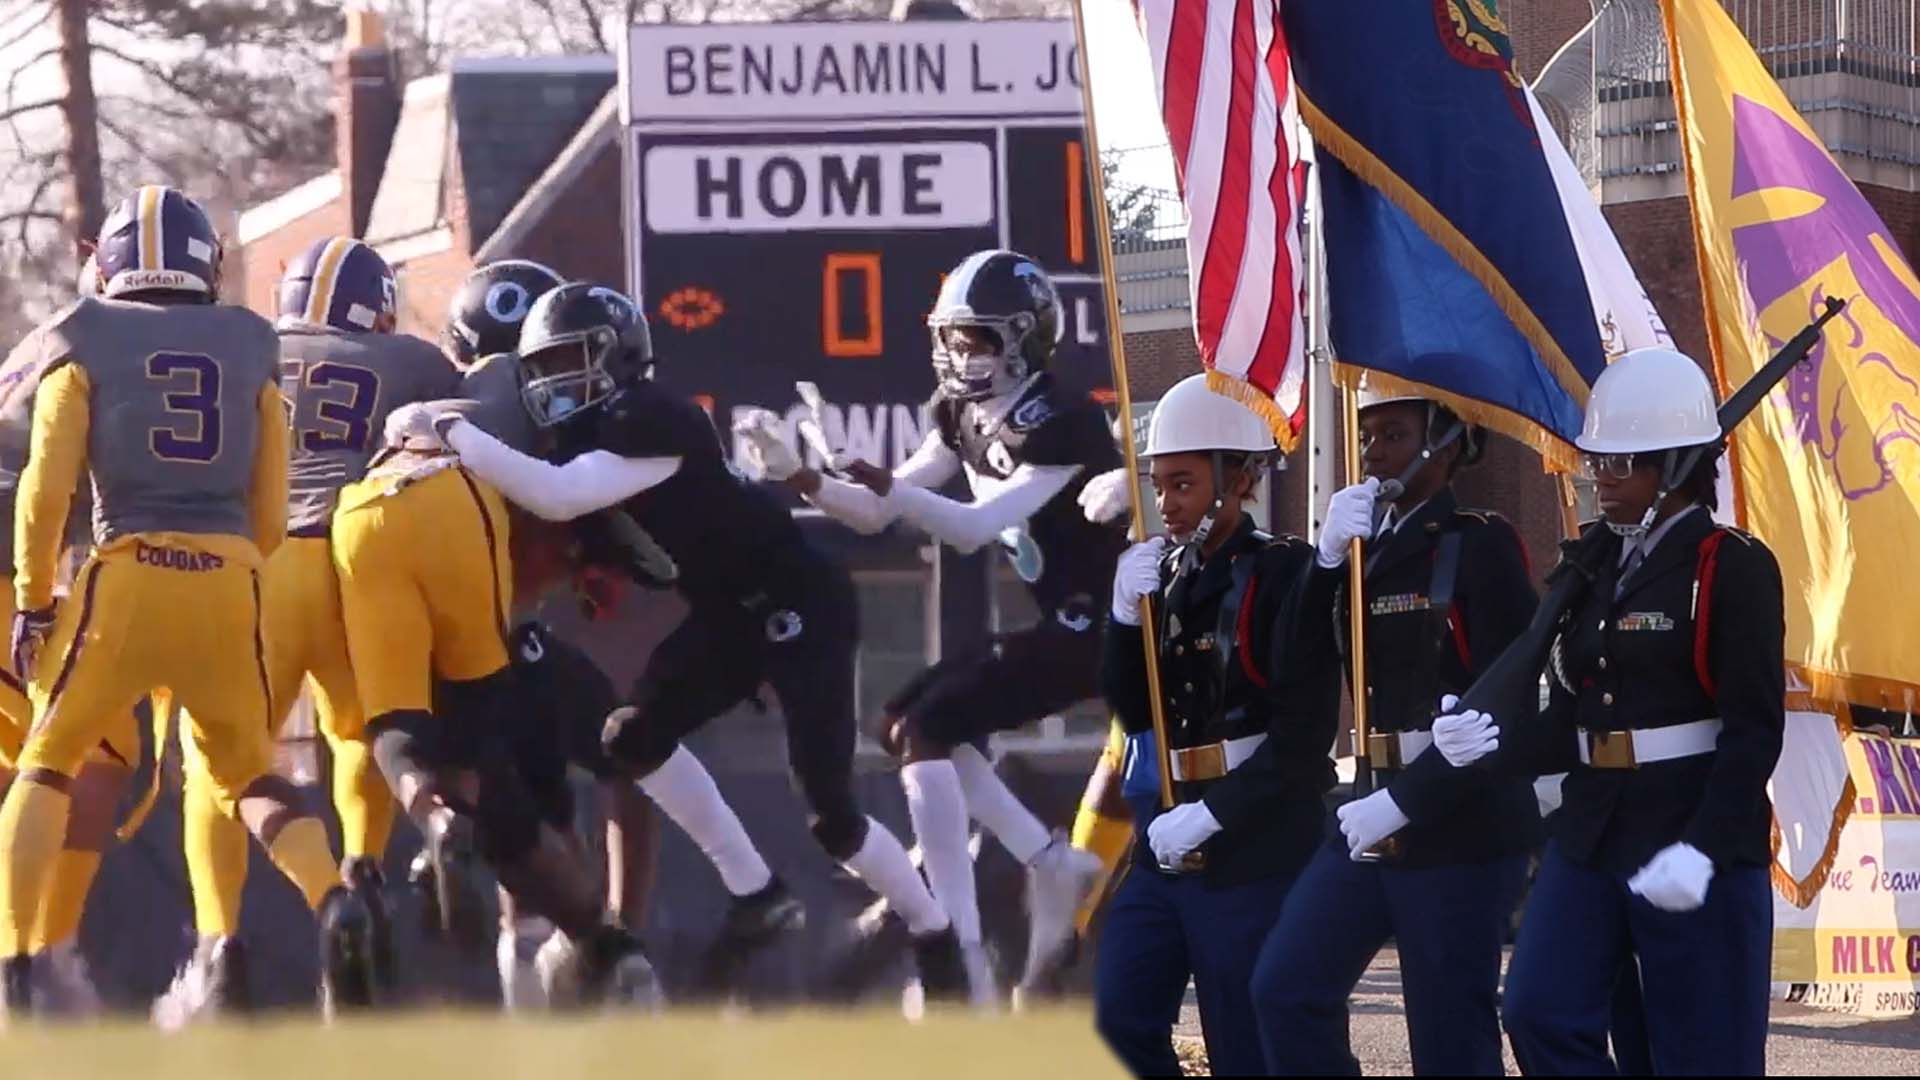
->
xmin=1145 ymin=373 xmax=1277 ymax=457
xmin=1354 ymin=370 xmax=1424 ymax=413
xmin=1576 ymin=347 xmax=1721 ymax=454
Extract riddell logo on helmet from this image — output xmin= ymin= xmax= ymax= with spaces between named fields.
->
xmin=109 ymin=269 xmax=204 ymax=292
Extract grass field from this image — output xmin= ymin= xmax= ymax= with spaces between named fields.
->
xmin=0 ymin=1007 xmax=1127 ymax=1080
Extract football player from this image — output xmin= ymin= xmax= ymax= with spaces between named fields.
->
xmin=0 ymin=253 xmax=134 ymax=1014
xmin=330 ymin=284 xmax=653 ymax=1006
xmin=388 ymin=283 xmax=973 ymax=1001
xmin=431 ymin=260 xmax=665 ymax=1006
xmin=735 ymin=250 xmax=1123 ymax=997
xmin=163 ymin=236 xmax=460 ymax=1016
xmin=441 ymin=260 xmax=567 ymax=372
xmin=0 ymin=186 xmax=372 ymax=1016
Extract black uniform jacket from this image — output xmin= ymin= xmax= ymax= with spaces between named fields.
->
xmin=1319 ymin=489 xmax=1544 ymax=866
xmin=1102 ymin=517 xmax=1342 ymax=887
xmin=1504 ymin=508 xmax=1786 ymax=874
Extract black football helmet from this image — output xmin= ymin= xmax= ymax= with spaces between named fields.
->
xmin=517 ymin=282 xmax=654 ymax=427
xmin=443 ymin=259 xmax=565 ymax=369
xmin=928 ymin=249 xmax=1062 ymax=401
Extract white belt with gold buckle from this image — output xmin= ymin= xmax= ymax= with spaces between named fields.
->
xmin=1169 ymin=733 xmax=1268 ymax=782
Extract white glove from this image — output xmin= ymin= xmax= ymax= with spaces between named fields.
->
xmin=1146 ymin=800 xmax=1222 ymax=866
xmin=1431 ymin=694 xmax=1499 ymax=767
xmin=1628 ymin=842 xmax=1715 ymax=913
xmin=1336 ymin=788 xmax=1410 ymax=860
xmin=1078 ymin=467 xmax=1133 ymax=524
xmin=731 ymin=408 xmax=803 ymax=482
xmin=387 ymin=401 xmax=451 ymax=447
xmin=1317 ymin=478 xmax=1380 ymax=568
xmin=1110 ymin=537 xmax=1168 ymax=626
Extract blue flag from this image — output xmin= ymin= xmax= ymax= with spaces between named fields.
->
xmin=1282 ymin=0 xmax=1605 ymax=466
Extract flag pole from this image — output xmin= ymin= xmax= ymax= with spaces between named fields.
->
xmin=1303 ymin=147 xmax=1370 ymax=793
xmin=1342 ymin=382 xmax=1375 ymax=798
xmin=1069 ymin=0 xmax=1176 ymax=810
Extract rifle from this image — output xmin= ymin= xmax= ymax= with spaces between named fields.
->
xmin=1446 ymin=297 xmax=1846 ymax=726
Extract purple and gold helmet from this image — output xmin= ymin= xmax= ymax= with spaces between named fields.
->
xmin=276 ymin=237 xmax=397 ymax=333
xmin=95 ymin=185 xmax=222 ymax=300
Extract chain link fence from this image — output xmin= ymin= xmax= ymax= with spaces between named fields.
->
xmin=1102 ymin=145 xmax=1191 ymax=317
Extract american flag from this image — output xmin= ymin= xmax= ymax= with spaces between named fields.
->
xmin=1135 ymin=0 xmax=1308 ymax=448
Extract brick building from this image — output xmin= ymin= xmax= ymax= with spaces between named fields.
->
xmin=234 ymin=12 xmax=623 ymax=338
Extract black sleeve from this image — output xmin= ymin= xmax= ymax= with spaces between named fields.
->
xmin=596 ymin=384 xmax=724 ymax=463
xmin=1101 ymin=619 xmax=1155 ymax=737
xmin=1201 ymin=541 xmax=1341 ymax=831
xmin=1458 ymin=517 xmax=1539 ymax=677
xmin=572 ymin=509 xmax=676 ymax=590
xmin=1020 ymin=406 xmax=1120 ymax=471
xmin=1387 ymin=517 xmax=1541 ymax=820
xmin=1684 ymin=535 xmax=1786 ymax=865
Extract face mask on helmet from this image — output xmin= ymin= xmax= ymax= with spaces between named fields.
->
xmin=929 ymin=314 xmax=1034 ymax=401
xmin=521 ymin=331 xmax=619 ymax=427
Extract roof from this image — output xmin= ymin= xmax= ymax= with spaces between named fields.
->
xmin=449 ymin=55 xmax=616 ymax=248
xmin=243 ymin=53 xmax=618 ymax=261
xmin=474 ymin=87 xmax=619 ymax=262
xmin=364 ymin=73 xmax=451 ymax=249
xmin=361 ymin=55 xmax=615 ymax=254
xmin=235 ymin=171 xmax=342 ymax=246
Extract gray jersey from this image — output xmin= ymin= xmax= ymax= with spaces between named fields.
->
xmin=279 ymin=328 xmax=458 ymax=533
xmin=49 ymin=298 xmax=280 ymax=544
xmin=0 ymin=330 xmax=49 ymax=572
xmin=0 ymin=313 xmax=97 ymax=572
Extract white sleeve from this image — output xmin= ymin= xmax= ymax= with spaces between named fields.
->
xmin=895 ymin=427 xmax=962 ymax=489
xmin=445 ymin=420 xmax=680 ymax=521
xmin=889 ymin=463 xmax=1081 ymax=554
xmin=802 ymin=428 xmax=957 ymax=533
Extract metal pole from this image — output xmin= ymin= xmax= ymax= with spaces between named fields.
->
xmin=1069 ymin=0 xmax=1177 ymax=809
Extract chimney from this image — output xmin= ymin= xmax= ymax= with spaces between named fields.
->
xmin=334 ymin=9 xmax=400 ymax=238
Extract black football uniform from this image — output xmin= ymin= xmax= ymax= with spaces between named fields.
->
xmin=554 ymin=377 xmax=869 ymax=858
xmin=887 ymin=374 xmax=1128 ymax=748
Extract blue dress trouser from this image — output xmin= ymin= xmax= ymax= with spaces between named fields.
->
xmin=1094 ymin=858 xmax=1297 ymax=1077
xmin=1250 ymin=838 xmax=1528 ymax=1075
xmin=1502 ymin=842 xmax=1771 ymax=1076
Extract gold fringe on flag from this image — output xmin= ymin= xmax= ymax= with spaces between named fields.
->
xmin=1331 ymin=363 xmax=1580 ymax=473
xmin=1770 ymin=779 xmax=1857 ymax=910
xmin=1768 ymin=699 xmax=1858 ymax=909
xmin=1204 ymin=368 xmax=1302 ymax=452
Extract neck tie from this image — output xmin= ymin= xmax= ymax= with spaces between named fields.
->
xmin=1615 ymin=544 xmax=1644 ymax=599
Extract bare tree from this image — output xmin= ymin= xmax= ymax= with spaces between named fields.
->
xmin=0 ymin=0 xmax=344 ymax=321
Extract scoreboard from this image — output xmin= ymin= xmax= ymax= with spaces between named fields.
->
xmin=619 ymin=18 xmax=1112 ymax=476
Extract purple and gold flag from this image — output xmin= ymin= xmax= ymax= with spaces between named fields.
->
xmin=1667 ymin=0 xmax=1920 ymax=702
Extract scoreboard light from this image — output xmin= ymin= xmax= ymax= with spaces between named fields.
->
xmin=658 ymin=285 xmax=726 ymax=331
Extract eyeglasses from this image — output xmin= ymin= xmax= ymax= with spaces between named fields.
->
xmin=1580 ymin=452 xmax=1642 ymax=480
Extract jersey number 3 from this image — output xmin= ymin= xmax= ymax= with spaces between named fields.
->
xmin=300 ymin=362 xmax=381 ymax=452
xmin=147 ymin=352 xmax=221 ymax=463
